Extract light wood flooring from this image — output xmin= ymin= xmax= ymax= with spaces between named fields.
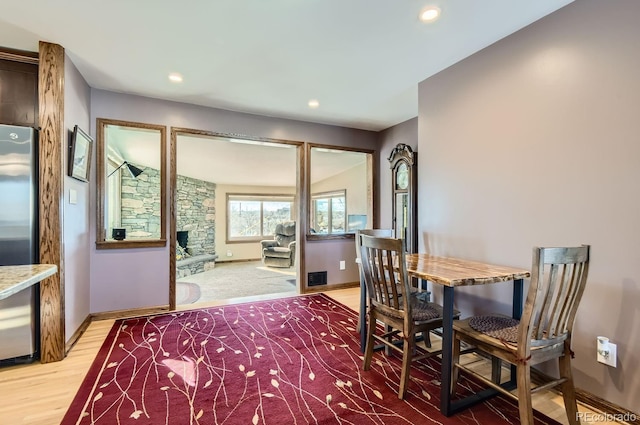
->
xmin=0 ymin=287 xmax=627 ymax=425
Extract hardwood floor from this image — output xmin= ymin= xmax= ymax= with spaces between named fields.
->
xmin=0 ymin=287 xmax=627 ymax=425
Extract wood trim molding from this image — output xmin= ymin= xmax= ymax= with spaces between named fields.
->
xmin=91 ymin=305 xmax=170 ymax=321
xmin=297 ymin=142 xmax=306 ymax=295
xmin=38 ymin=41 xmax=65 ymax=363
xmin=65 ymin=314 xmax=92 ymax=354
xmin=303 ymin=281 xmax=359 ymax=294
xmin=574 ymin=388 xmax=639 ymax=424
xmin=0 ymin=46 xmax=39 ymax=64
xmin=306 ymin=233 xmax=355 ymax=241
xmin=96 ymin=239 xmax=168 ymax=249
xmin=168 ymin=127 xmax=306 ymax=307
xmin=95 ymin=118 xmax=167 ymax=249
xmin=169 ymin=127 xmax=177 ymax=310
xmin=530 ymin=368 xmax=639 ymax=424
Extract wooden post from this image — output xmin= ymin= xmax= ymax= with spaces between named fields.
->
xmin=38 ymin=41 xmax=65 ymax=363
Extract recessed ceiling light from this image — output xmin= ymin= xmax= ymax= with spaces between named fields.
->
xmin=168 ymin=73 xmax=183 ymax=83
xmin=308 ymin=99 xmax=320 ymax=109
xmin=419 ymin=6 xmax=441 ymax=23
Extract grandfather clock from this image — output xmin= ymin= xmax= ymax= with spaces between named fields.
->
xmin=388 ymin=143 xmax=417 ymax=253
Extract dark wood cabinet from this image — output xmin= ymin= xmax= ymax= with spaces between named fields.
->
xmin=0 ymin=57 xmax=38 ymax=127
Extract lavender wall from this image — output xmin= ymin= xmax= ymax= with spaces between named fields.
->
xmin=418 ymin=0 xmax=639 ymax=410
xmin=63 ymin=55 xmax=92 ymax=341
xmin=89 ymin=90 xmax=378 ymax=312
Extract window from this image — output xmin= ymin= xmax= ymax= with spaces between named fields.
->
xmin=227 ymin=194 xmax=294 ymax=242
xmin=311 ymin=190 xmax=346 ymax=234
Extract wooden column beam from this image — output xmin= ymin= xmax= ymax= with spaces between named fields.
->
xmin=38 ymin=41 xmax=65 ymax=363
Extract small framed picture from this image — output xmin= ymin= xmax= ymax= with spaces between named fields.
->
xmin=68 ymin=125 xmax=93 ymax=182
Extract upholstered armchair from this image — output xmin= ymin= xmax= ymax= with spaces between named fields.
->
xmin=261 ymin=221 xmax=296 ymax=268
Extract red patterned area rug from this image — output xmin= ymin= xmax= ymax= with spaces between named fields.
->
xmin=61 ymin=294 xmax=560 ymax=425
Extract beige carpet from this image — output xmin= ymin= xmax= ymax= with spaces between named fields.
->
xmin=177 ymin=260 xmax=297 ymax=305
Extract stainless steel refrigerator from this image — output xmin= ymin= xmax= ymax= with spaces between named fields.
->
xmin=0 ymin=124 xmax=39 ymax=364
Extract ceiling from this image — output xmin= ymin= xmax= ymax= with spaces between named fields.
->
xmin=1 ymin=0 xmax=573 ymax=132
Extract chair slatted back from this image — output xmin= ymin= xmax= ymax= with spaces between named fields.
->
xmin=355 ymin=229 xmax=394 ymax=263
xmin=356 ymin=229 xmax=395 ymax=295
xmin=519 ymin=246 xmax=590 ymax=351
xmin=360 ymin=235 xmax=410 ymax=316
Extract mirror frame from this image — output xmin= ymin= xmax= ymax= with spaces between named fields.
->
xmin=306 ymin=143 xmax=374 ymax=241
xmin=169 ymin=127 xmax=305 ymax=309
xmin=96 ymin=118 xmax=167 ymax=249
xmin=389 ymin=143 xmax=417 ymax=253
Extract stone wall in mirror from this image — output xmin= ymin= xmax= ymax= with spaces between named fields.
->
xmin=96 ymin=119 xmax=167 ymax=249
xmin=309 ymin=146 xmax=373 ymax=238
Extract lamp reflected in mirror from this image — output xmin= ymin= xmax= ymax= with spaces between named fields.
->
xmin=108 ymin=161 xmax=144 ymax=178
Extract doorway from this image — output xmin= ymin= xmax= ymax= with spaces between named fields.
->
xmin=170 ymin=130 xmax=302 ymax=307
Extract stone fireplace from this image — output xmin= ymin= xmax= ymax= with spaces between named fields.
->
xmin=175 ymin=175 xmax=218 ymax=278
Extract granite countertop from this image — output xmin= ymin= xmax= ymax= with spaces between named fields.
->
xmin=0 ymin=264 xmax=58 ymax=301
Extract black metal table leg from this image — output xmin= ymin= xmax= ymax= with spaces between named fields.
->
xmin=509 ymin=278 xmax=524 ymax=384
xmin=512 ymin=278 xmax=523 ymax=320
xmin=442 ymin=278 xmax=525 ymax=416
xmin=439 ymin=286 xmax=455 ymax=415
xmin=359 ymin=271 xmax=367 ymax=353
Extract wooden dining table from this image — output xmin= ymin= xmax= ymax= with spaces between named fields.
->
xmin=407 ymin=254 xmax=530 ymax=416
xmin=358 ymin=253 xmax=530 ymax=416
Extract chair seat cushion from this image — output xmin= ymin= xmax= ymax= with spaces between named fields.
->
xmin=263 ymin=247 xmax=292 ymax=259
xmin=468 ymin=315 xmax=520 ymax=343
xmin=411 ymin=300 xmax=445 ymax=321
xmin=380 ymin=295 xmax=459 ymax=322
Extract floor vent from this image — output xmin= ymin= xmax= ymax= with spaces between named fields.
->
xmin=308 ymin=271 xmax=327 ymax=286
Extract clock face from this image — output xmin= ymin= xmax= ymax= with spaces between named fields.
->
xmin=396 ymin=163 xmax=409 ymax=190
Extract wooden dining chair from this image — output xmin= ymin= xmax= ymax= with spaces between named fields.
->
xmin=355 ymin=229 xmax=433 ymax=348
xmin=355 ymin=229 xmax=394 ymax=341
xmin=450 ymin=245 xmax=590 ymax=425
xmin=360 ymin=234 xmax=459 ymax=399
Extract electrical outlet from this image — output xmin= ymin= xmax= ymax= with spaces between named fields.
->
xmin=226 ymin=250 xmax=233 ymax=257
xmin=602 ymin=342 xmax=617 ymax=367
xmin=339 ymin=260 xmax=346 ymax=270
xmin=597 ymin=338 xmax=617 ymax=367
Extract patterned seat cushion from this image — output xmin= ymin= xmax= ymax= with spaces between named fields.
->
xmin=410 ymin=300 xmax=444 ymax=321
xmin=379 ymin=293 xmax=451 ymax=322
xmin=468 ymin=315 xmax=520 ymax=343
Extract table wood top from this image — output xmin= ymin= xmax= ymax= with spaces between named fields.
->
xmin=406 ymin=254 xmax=530 ymax=287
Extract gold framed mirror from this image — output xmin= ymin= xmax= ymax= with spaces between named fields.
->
xmin=96 ymin=118 xmax=167 ymax=249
